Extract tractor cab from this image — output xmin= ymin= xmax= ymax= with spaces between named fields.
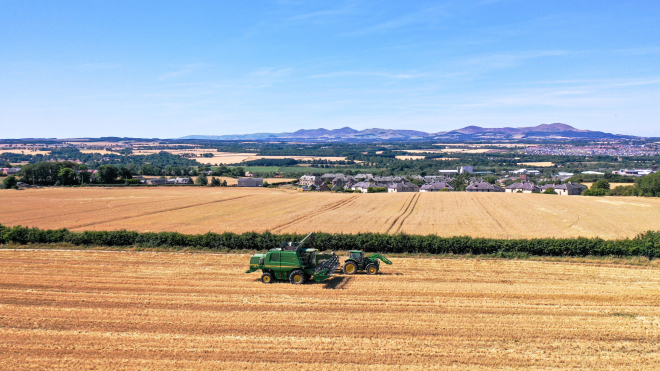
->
xmin=349 ymin=250 xmax=364 ymax=262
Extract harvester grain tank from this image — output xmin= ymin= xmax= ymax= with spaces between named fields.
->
xmin=245 ymin=233 xmax=341 ymax=284
xmin=342 ymin=250 xmax=392 ymax=275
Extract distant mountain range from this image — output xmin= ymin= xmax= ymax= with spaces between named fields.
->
xmin=180 ymin=124 xmax=635 ymax=141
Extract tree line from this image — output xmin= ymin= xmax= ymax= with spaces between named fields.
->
xmin=582 ymin=173 xmax=660 ymax=197
xmin=4 ymin=160 xmax=248 ymax=186
xmin=1 ymin=224 xmax=658 ymax=259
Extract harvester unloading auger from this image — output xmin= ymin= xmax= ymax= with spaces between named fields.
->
xmin=245 ymin=233 xmax=342 ymax=284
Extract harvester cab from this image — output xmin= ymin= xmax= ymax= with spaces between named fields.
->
xmin=342 ymin=250 xmax=392 ymax=275
xmin=245 ymin=233 xmax=341 ymax=284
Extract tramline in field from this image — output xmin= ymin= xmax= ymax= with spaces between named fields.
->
xmin=245 ymin=233 xmax=393 ymax=284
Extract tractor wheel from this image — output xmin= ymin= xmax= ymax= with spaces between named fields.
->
xmin=289 ymin=270 xmax=307 ymax=285
xmin=261 ymin=272 xmax=275 ymax=284
xmin=343 ymin=261 xmax=358 ymax=275
xmin=366 ymin=264 xmax=378 ymax=275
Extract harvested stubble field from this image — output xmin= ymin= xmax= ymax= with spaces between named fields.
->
xmin=2 ymin=188 xmax=660 ymax=239
xmin=0 ymin=250 xmax=658 ymax=370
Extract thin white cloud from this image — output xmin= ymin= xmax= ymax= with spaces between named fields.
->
xmin=251 ymin=67 xmax=293 ymax=77
xmin=346 ymin=6 xmax=450 ymax=36
xmin=158 ymin=64 xmax=204 ymax=80
xmin=307 ymin=71 xmax=420 ymax=79
xmin=286 ymin=5 xmax=356 ymax=22
xmin=464 ymin=50 xmax=569 ymax=69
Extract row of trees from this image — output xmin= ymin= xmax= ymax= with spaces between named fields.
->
xmin=1 ymin=224 xmax=658 ymax=259
xmin=8 ymin=161 xmax=248 ymax=187
xmin=582 ymin=173 xmax=660 ymax=197
xmin=15 ymin=162 xmax=134 ymax=185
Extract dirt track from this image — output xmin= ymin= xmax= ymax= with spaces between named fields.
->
xmin=1 ymin=250 xmax=659 ymax=370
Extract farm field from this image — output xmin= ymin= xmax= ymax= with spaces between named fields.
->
xmin=0 ymin=149 xmax=51 ymax=155
xmin=517 ymin=161 xmax=555 ymax=167
xmin=0 ymin=250 xmax=658 ymax=370
xmin=129 ymin=149 xmax=347 ymax=165
xmin=2 ymin=188 xmax=660 ymax=239
xmin=583 ymin=182 xmax=634 ymax=190
xmin=395 ymin=155 xmax=427 ymax=160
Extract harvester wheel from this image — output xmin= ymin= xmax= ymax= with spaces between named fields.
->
xmin=261 ymin=272 xmax=275 ymax=284
xmin=289 ymin=270 xmax=307 ymax=285
xmin=343 ymin=261 xmax=358 ymax=275
xmin=366 ymin=264 xmax=378 ymax=275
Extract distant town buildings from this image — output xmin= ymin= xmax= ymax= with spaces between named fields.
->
xmin=294 ymin=172 xmax=595 ymax=195
xmin=613 ymin=169 xmax=655 ymax=177
xmin=525 ymin=144 xmax=660 ymax=157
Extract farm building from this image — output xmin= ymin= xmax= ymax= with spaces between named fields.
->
xmin=146 ymin=179 xmax=168 ymax=185
xmin=351 ymin=182 xmax=377 ymax=193
xmin=321 ymin=173 xmax=344 ymax=181
xmin=174 ymin=178 xmax=192 ymax=184
xmin=238 ymin=177 xmax=264 ymax=187
xmin=331 ymin=175 xmax=354 ymax=187
xmin=373 ymin=176 xmax=407 ymax=183
xmin=1 ymin=168 xmax=21 ymax=175
xmin=613 ymin=169 xmax=654 ymax=176
xmin=420 ymin=182 xmax=454 ymax=192
xmin=512 ymin=169 xmax=541 ymax=175
xmin=505 ymin=182 xmax=540 ymax=193
xmin=539 ymin=182 xmax=587 ymax=196
xmin=387 ymin=182 xmax=419 ymax=193
xmin=466 ymin=182 xmax=504 ymax=192
xmin=299 ymin=175 xmax=322 ymax=187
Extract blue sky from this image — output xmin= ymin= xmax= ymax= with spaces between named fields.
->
xmin=1 ymin=0 xmax=659 ymax=138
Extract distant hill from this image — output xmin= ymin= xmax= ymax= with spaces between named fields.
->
xmin=180 ymin=124 xmax=635 ymax=141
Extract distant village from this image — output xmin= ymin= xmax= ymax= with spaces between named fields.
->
xmin=236 ymin=166 xmax=656 ymax=196
xmin=2 ymin=165 xmax=655 ymax=195
xmin=291 ymin=168 xmax=588 ymax=195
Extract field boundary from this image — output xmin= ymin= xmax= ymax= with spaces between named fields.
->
xmin=1 ymin=224 xmax=659 ymax=259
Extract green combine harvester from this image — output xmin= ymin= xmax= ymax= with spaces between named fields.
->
xmin=342 ymin=250 xmax=392 ymax=275
xmin=245 ymin=233 xmax=341 ymax=284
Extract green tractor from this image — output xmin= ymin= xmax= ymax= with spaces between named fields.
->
xmin=342 ymin=250 xmax=392 ymax=275
xmin=245 ymin=233 xmax=341 ymax=284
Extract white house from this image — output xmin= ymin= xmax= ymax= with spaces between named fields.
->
xmin=505 ymin=182 xmax=539 ymax=193
xmin=420 ymin=182 xmax=454 ymax=192
xmin=387 ymin=182 xmax=419 ymax=193
xmin=539 ymin=182 xmax=587 ymax=196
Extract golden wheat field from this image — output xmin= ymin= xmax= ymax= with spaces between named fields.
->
xmin=0 ymin=250 xmax=658 ymax=370
xmin=395 ymin=155 xmax=427 ymax=160
xmin=2 ymin=187 xmax=660 ymax=239
xmin=517 ymin=162 xmax=555 ymax=167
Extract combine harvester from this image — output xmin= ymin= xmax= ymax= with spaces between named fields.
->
xmin=246 ymin=233 xmax=393 ymax=284
xmin=245 ymin=233 xmax=341 ymax=284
